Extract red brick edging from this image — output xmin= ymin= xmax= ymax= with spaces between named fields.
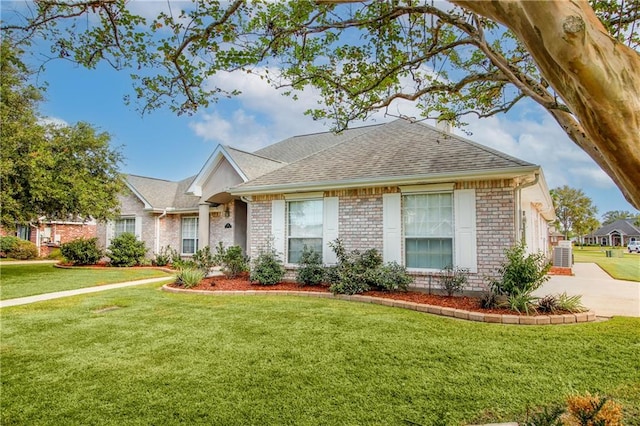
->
xmin=161 ymin=285 xmax=596 ymax=325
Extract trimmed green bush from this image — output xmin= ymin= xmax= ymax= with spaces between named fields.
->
xmin=107 ymin=233 xmax=147 ymax=267
xmin=0 ymin=236 xmax=20 ymax=257
xmin=296 ymin=246 xmax=325 ymax=286
xmin=47 ymin=248 xmax=63 ymax=260
xmin=9 ymin=239 xmax=38 ymax=260
xmin=367 ymin=261 xmax=413 ymax=292
xmin=250 ymin=244 xmax=285 ymax=286
xmin=61 ymin=237 xmax=103 ymax=265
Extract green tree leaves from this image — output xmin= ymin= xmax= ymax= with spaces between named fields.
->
xmin=0 ymin=41 xmax=125 ymax=230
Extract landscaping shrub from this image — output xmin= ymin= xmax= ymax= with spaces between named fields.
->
xmin=506 ymin=289 xmax=539 ymax=315
xmin=555 ymin=292 xmax=587 ymax=313
xmin=564 ymin=393 xmax=623 ymax=426
xmin=537 ymin=294 xmax=559 ymax=314
xmin=438 ymin=265 xmax=469 ymax=296
xmin=47 ymin=248 xmax=63 ymax=260
xmin=490 ymin=243 xmax=551 ymax=297
xmin=327 ymin=239 xmax=412 ymax=294
xmin=8 ymin=239 xmax=38 ymax=260
xmin=61 ymin=237 xmax=103 ymax=265
xmin=250 ymin=244 xmax=285 ymax=285
xmin=214 ymin=242 xmax=249 ymax=278
xmin=193 ymin=245 xmax=217 ymax=274
xmin=0 ymin=236 xmax=20 ymax=257
xmin=479 ymin=290 xmax=499 ymax=309
xmin=153 ymin=245 xmax=176 ymax=267
xmin=365 ymin=262 xmax=413 ymax=292
xmin=107 ymin=232 xmax=147 ymax=267
xmin=176 ymin=267 xmax=205 ymax=289
xmin=296 ymin=246 xmax=325 ymax=286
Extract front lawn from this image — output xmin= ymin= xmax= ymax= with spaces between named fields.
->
xmin=573 ymin=247 xmax=640 ymax=281
xmin=0 ymin=264 xmax=173 ymax=300
xmin=1 ymin=284 xmax=639 ymax=425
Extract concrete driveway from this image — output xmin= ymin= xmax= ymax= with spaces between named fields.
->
xmin=534 ymin=263 xmax=640 ymax=318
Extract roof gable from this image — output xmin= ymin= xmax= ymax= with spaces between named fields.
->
xmin=125 ymin=174 xmax=200 ymax=210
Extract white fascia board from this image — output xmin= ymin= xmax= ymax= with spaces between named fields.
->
xmin=186 ymin=145 xmax=249 ymax=196
xmin=125 ymin=180 xmax=153 ymax=209
xmin=230 ymin=166 xmax=540 ymax=196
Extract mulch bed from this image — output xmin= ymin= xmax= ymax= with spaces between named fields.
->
xmin=167 ymin=273 xmax=520 ymax=315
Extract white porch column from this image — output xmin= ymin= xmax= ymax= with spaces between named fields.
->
xmin=198 ymin=203 xmax=211 ymax=249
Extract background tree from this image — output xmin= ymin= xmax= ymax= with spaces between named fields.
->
xmin=2 ymin=0 xmax=639 ymax=207
xmin=0 ymin=41 xmax=125 ymax=230
xmin=601 ymin=210 xmax=640 ymax=226
xmin=551 ymin=185 xmax=599 ymax=240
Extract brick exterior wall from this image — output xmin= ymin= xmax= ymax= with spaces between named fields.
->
xmin=249 ymin=181 xmax=518 ymax=292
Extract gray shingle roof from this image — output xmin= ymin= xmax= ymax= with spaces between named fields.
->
xmin=125 ymin=174 xmax=199 ymax=210
xmin=224 ymin=146 xmax=285 ymax=180
xmin=254 ymin=125 xmax=378 ymax=163
xmin=591 ymin=219 xmax=640 ymax=237
xmin=234 ymin=119 xmax=535 ymax=191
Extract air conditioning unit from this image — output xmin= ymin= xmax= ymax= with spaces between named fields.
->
xmin=553 ymin=246 xmax=572 ymax=268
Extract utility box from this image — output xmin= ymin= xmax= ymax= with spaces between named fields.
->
xmin=553 ymin=244 xmax=572 ymax=268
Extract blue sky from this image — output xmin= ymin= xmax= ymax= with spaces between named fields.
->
xmin=7 ymin=2 xmax=638 ymax=221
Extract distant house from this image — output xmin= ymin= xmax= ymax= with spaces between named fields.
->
xmin=584 ymin=219 xmax=640 ymax=246
xmin=1 ymin=219 xmax=97 ymax=257
xmin=98 ymin=119 xmax=556 ymax=291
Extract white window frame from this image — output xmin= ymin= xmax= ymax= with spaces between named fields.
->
xmin=181 ymin=216 xmax=199 ymax=255
xmin=286 ymin=198 xmax=324 ymax=264
xmin=403 ymin=191 xmax=454 ymax=272
xmin=114 ymin=217 xmax=136 ymax=238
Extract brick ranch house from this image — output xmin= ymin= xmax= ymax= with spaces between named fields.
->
xmin=1 ymin=220 xmax=97 ymax=257
xmin=98 ymin=119 xmax=556 ymax=292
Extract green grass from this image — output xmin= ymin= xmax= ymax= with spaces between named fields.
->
xmin=1 ymin=284 xmax=639 ymax=425
xmin=0 ymin=264 xmax=173 ymax=300
xmin=573 ymin=247 xmax=640 ymax=281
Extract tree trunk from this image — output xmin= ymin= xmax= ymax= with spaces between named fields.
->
xmin=452 ymin=0 xmax=640 ymax=208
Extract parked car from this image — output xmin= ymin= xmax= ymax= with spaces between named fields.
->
xmin=628 ymin=241 xmax=640 ymax=253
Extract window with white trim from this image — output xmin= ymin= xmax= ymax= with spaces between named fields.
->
xmin=114 ymin=217 xmax=136 ymax=238
xmin=287 ymin=199 xmax=323 ymax=264
xmin=403 ymin=192 xmax=453 ymax=269
xmin=181 ymin=217 xmax=199 ymax=255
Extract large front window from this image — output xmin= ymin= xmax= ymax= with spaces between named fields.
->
xmin=403 ymin=193 xmax=453 ymax=269
xmin=182 ymin=217 xmax=199 ymax=255
xmin=114 ymin=217 xmax=135 ymax=238
xmin=287 ymin=199 xmax=323 ymax=263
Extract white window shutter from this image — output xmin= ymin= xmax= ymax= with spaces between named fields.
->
xmin=323 ymin=197 xmax=339 ymax=265
xmin=454 ymin=189 xmax=478 ymax=273
xmin=106 ymin=220 xmax=115 ymax=246
xmin=271 ymin=200 xmax=286 ymax=258
xmin=382 ymin=193 xmax=402 ymax=264
xmin=134 ymin=216 xmax=142 ymax=240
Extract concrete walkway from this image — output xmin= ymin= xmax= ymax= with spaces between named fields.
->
xmin=534 ymin=263 xmax=640 ymax=317
xmin=0 ymin=277 xmax=172 ymax=308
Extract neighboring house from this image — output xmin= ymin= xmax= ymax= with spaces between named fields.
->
xmin=100 ymin=119 xmax=556 ymax=291
xmin=1 ymin=220 xmax=97 ymax=257
xmin=584 ymin=219 xmax=640 ymax=246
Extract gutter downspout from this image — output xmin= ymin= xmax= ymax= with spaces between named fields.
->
xmin=514 ymin=172 xmax=540 ymax=246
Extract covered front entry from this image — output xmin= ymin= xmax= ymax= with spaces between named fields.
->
xmin=197 ymin=198 xmax=248 ymax=254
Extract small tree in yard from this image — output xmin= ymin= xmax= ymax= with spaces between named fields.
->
xmin=107 ymin=232 xmax=147 ymax=267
